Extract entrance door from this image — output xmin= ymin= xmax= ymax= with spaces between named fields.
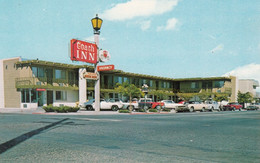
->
xmin=46 ymin=69 xmax=53 ymax=85
xmin=38 ymin=91 xmax=44 ymax=106
xmin=47 ymin=90 xmax=53 ymax=105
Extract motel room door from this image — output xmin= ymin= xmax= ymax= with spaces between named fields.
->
xmin=47 ymin=90 xmax=53 ymax=105
xmin=46 ymin=68 xmax=53 ymax=85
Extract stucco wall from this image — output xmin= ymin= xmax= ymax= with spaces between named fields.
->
xmin=0 ymin=59 xmax=4 ymax=108
xmin=3 ymin=57 xmax=21 ymax=108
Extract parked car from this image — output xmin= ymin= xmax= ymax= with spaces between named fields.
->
xmin=246 ymin=105 xmax=259 ymax=110
xmin=160 ymin=100 xmax=189 ymax=112
xmin=204 ymin=101 xmax=220 ymax=112
xmin=175 ymin=104 xmax=190 ymax=113
xmin=223 ymin=102 xmax=243 ymax=111
xmin=138 ymin=98 xmax=164 ymax=110
xmin=80 ymin=99 xmax=95 ymax=110
xmin=188 ymin=101 xmax=209 ymax=112
xmin=122 ymin=98 xmax=139 ymax=110
xmin=250 ymin=103 xmax=260 ymax=109
xmin=82 ymin=98 xmax=123 ymax=111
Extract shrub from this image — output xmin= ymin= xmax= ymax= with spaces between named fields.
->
xmin=149 ymin=109 xmax=158 ymax=112
xmin=68 ymin=107 xmax=80 ymax=112
xmin=138 ymin=108 xmax=146 ymax=112
xmin=43 ymin=105 xmax=54 ymax=112
xmin=43 ymin=105 xmax=80 ymax=113
xmin=119 ymin=109 xmax=130 ymax=113
xmin=162 ymin=108 xmax=171 ymax=112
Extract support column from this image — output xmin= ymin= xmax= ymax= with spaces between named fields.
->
xmin=79 ymin=68 xmax=87 ymax=105
xmin=94 ymin=34 xmax=100 ymax=112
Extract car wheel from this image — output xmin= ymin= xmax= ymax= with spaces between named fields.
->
xmin=127 ymin=105 xmax=134 ymax=110
xmin=156 ymin=105 xmax=161 ymax=110
xmin=111 ymin=105 xmax=119 ymax=111
xmin=211 ymin=107 xmax=214 ymax=112
xmin=86 ymin=105 xmax=93 ymax=111
xmin=190 ymin=107 xmax=194 ymax=112
xmin=232 ymin=107 xmax=236 ymax=111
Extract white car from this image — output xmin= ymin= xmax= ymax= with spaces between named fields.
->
xmin=161 ymin=100 xmax=185 ymax=110
xmin=122 ymin=99 xmax=139 ymax=110
xmin=204 ymin=101 xmax=220 ymax=111
xmin=188 ymin=101 xmax=209 ymax=112
xmin=89 ymin=99 xmax=123 ymax=111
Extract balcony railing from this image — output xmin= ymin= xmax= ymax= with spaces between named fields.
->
xmin=16 ymin=77 xmax=79 ymax=90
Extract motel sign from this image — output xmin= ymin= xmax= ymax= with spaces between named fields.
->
xmin=70 ymin=39 xmax=98 ymax=64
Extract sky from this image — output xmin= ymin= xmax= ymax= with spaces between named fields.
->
xmin=1 ymin=0 xmax=260 ymax=86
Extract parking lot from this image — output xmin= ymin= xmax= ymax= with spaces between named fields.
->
xmin=0 ymin=110 xmax=260 ymax=162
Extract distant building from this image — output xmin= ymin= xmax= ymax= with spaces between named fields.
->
xmin=238 ymin=79 xmax=259 ymax=98
xmin=0 ymin=57 xmax=243 ymax=109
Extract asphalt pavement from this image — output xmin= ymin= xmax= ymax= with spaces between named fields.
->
xmin=0 ymin=110 xmax=259 ymax=162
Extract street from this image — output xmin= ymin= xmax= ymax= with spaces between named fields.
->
xmin=0 ymin=111 xmax=260 ymax=162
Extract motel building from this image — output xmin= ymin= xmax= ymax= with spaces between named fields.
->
xmin=0 ymin=57 xmax=244 ymax=109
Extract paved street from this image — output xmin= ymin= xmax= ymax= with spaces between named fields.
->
xmin=0 ymin=111 xmax=260 ymax=162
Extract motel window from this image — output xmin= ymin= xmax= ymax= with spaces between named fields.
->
xmin=149 ymin=80 xmax=153 ymax=87
xmin=32 ymin=67 xmax=45 ymax=78
xmin=214 ymin=81 xmax=224 ymax=88
xmin=56 ymin=91 xmax=67 ymax=100
xmin=191 ymin=82 xmax=199 ymax=89
xmin=31 ymin=89 xmax=37 ymax=103
xmin=114 ymin=76 xmax=122 ymax=84
xmin=21 ymin=89 xmax=37 ymax=103
xmin=142 ymin=79 xmax=147 ymax=86
xmin=123 ymin=77 xmax=129 ymax=83
xmin=55 ymin=69 xmax=66 ymax=79
xmin=21 ymin=89 xmax=30 ymax=103
xmin=161 ymin=81 xmax=169 ymax=88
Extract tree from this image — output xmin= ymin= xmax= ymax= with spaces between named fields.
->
xmin=115 ymin=82 xmax=143 ymax=112
xmin=237 ymin=91 xmax=253 ymax=108
xmin=177 ymin=93 xmax=197 ymax=102
xmin=149 ymin=90 xmax=168 ymax=101
xmin=198 ymin=92 xmax=212 ymax=102
xmin=213 ymin=93 xmax=229 ymax=102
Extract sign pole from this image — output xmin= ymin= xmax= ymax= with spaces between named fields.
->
xmin=94 ymin=34 xmax=100 ymax=112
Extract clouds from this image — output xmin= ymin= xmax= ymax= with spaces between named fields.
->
xmin=224 ymin=64 xmax=260 ymax=89
xmin=139 ymin=20 xmax=151 ymax=31
xmin=101 ymin=0 xmax=179 ymax=31
xmin=210 ymin=44 xmax=224 ymax=54
xmin=102 ymin=0 xmax=178 ymax=21
xmin=157 ymin=18 xmax=178 ymax=31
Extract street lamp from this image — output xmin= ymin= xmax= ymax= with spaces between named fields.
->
xmin=142 ymin=84 xmax=149 ymax=111
xmin=91 ymin=14 xmax=103 ymax=112
xmin=91 ymin=14 xmax=103 ymax=34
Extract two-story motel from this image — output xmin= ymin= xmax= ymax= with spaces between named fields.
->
xmin=0 ymin=57 xmax=244 ymax=109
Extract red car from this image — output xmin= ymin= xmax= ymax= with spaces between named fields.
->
xmin=138 ymin=98 xmax=164 ymax=110
xmin=223 ymin=102 xmax=243 ymax=111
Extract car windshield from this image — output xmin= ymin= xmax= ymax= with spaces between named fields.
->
xmin=140 ymin=99 xmax=152 ymax=102
xmin=85 ymin=99 xmax=95 ymax=104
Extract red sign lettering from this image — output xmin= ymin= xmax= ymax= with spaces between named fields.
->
xmin=70 ymin=39 xmax=98 ymax=64
xmin=97 ymin=65 xmax=115 ymax=71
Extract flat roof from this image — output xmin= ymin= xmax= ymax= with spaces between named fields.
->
xmin=16 ymin=59 xmax=231 ymax=82
xmin=16 ymin=60 xmax=94 ymax=71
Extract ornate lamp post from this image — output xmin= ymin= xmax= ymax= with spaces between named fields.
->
xmin=91 ymin=14 xmax=103 ymax=112
xmin=142 ymin=84 xmax=149 ymax=111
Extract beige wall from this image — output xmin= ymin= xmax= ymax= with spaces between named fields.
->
xmin=3 ymin=58 xmax=21 ymax=108
xmin=239 ymin=79 xmax=259 ymax=97
xmin=230 ymin=76 xmax=238 ymax=102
